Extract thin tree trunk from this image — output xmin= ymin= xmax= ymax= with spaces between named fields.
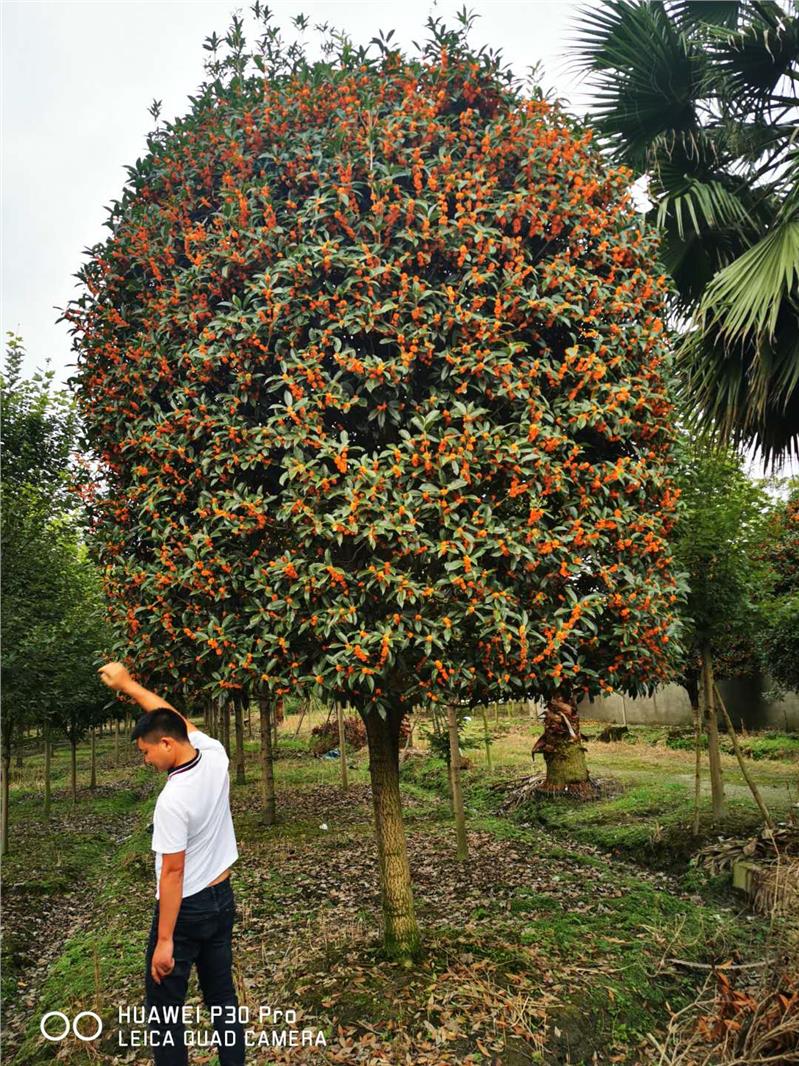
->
xmin=259 ymin=696 xmax=276 ymax=826
xmin=90 ymin=728 xmax=97 ymax=790
xmin=44 ymin=727 xmax=52 ymax=822
xmin=363 ymin=706 xmax=420 ymax=961
xmin=447 ymin=705 xmax=468 ymax=859
xmin=480 ymin=707 xmax=492 ymax=770
xmin=247 ymin=702 xmax=252 ymax=740
xmin=1 ymin=751 xmax=10 ymax=855
xmin=234 ymin=694 xmax=246 ymax=785
xmin=701 ymin=646 xmax=725 ymax=821
xmin=336 ymin=702 xmax=348 ymax=791
xmin=70 ymin=739 xmax=77 ymax=804
xmin=222 ymin=698 xmax=230 ymax=756
xmin=714 ymin=683 xmax=774 ymax=829
xmin=272 ymin=699 xmax=280 ymax=752
xmin=114 ymin=716 xmax=120 ymax=768
xmin=691 ymin=689 xmax=702 ymax=836
xmin=293 ymin=702 xmax=307 ymax=738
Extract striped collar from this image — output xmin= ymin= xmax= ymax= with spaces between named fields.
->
xmin=168 ymin=750 xmax=202 ymax=778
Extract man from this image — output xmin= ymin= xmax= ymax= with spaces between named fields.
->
xmin=98 ymin=662 xmax=246 ymax=1066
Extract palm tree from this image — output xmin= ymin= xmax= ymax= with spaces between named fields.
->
xmin=571 ymin=0 xmax=799 ymax=464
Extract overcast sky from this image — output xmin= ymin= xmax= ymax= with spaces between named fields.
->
xmin=2 ymin=0 xmax=588 ymax=383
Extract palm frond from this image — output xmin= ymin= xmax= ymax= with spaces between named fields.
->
xmin=568 ymin=0 xmax=703 ymax=169
xmin=704 ymin=3 xmax=799 ymax=105
xmin=698 ymin=217 xmax=799 ymax=343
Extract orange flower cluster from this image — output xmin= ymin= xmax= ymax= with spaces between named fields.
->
xmin=64 ymin=31 xmax=680 ymax=711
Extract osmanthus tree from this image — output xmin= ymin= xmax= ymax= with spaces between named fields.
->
xmin=64 ymin=9 xmax=681 ymax=959
xmin=670 ymin=440 xmax=772 ymax=821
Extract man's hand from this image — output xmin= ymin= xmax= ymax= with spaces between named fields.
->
xmin=98 ymin=661 xmax=133 ymax=692
xmin=151 ymin=938 xmax=175 ymax=984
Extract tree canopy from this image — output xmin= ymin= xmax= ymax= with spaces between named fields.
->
xmin=63 ymin=11 xmax=683 ymax=722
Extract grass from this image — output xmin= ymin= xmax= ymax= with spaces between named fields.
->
xmin=2 ymin=710 xmax=796 ymax=1065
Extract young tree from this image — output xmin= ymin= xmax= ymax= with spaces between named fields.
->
xmin=572 ymin=0 xmax=799 ymax=463
xmin=671 ymin=440 xmax=772 ymax=821
xmin=64 ymin=11 xmax=680 ymax=957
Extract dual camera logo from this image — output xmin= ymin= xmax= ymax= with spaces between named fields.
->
xmin=40 ymin=1010 xmax=103 ymax=1041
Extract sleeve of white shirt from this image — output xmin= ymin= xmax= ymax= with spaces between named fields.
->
xmin=152 ymin=794 xmax=190 ymax=854
xmin=189 ymin=730 xmax=228 ymax=760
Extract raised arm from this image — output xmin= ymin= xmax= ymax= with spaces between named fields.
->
xmin=97 ymin=662 xmax=198 ymax=733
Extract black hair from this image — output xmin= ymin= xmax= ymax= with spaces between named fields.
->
xmin=131 ymin=709 xmax=189 ymax=744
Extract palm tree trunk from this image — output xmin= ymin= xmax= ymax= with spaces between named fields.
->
xmin=259 ymin=696 xmax=276 ymax=826
xmin=701 ymin=646 xmax=725 ymax=820
xmin=447 ymin=705 xmax=468 ymax=859
xmin=363 ymin=705 xmax=420 ymax=961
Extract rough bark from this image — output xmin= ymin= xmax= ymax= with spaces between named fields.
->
xmin=447 ymin=705 xmax=468 ymax=859
xmin=363 ymin=706 xmax=420 ymax=961
xmin=259 ymin=696 xmax=276 ymax=826
xmin=533 ymin=695 xmax=595 ymax=797
xmin=701 ymin=646 xmax=725 ymax=820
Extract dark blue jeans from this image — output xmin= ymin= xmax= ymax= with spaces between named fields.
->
xmin=145 ymin=877 xmax=245 ymax=1065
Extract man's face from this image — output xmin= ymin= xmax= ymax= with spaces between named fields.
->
xmin=136 ymin=736 xmax=176 ymax=772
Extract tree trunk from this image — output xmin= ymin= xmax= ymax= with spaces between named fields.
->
xmin=336 ymin=702 xmax=348 ymax=791
xmin=44 ymin=728 xmax=52 ymax=822
xmin=690 ymin=685 xmax=702 ymax=836
xmin=70 ymin=739 xmax=77 ymax=803
xmin=272 ymin=699 xmax=280 ymax=751
xmin=222 ymin=698 xmax=230 ymax=756
xmin=259 ymin=696 xmax=276 ymax=826
xmin=90 ymin=728 xmax=97 ymax=790
xmin=247 ymin=702 xmax=252 ymax=740
xmin=533 ymin=696 xmax=594 ymax=797
xmin=293 ymin=702 xmax=307 ymax=738
xmin=114 ymin=716 xmax=120 ymax=768
xmin=447 ymin=705 xmax=468 ymax=859
xmin=363 ymin=706 xmax=420 ymax=961
xmin=234 ymin=695 xmax=246 ymax=785
xmin=480 ymin=707 xmax=493 ymax=770
xmin=1 ymin=750 xmax=10 ymax=855
xmin=701 ymin=646 xmax=725 ymax=821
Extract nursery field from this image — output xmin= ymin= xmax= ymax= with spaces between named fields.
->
xmin=2 ymin=707 xmax=797 ymax=1066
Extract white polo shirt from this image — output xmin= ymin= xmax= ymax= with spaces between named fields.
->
xmin=151 ymin=729 xmax=239 ymax=899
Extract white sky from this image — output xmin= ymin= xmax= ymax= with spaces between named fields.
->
xmin=2 ymin=0 xmax=588 ymax=385
xmin=2 ymin=0 xmax=794 ymax=481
